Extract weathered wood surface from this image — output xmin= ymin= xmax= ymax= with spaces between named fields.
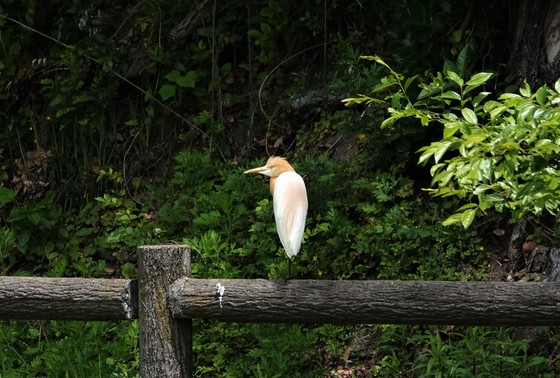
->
xmin=169 ymin=278 xmax=560 ymax=326
xmin=138 ymin=244 xmax=192 ymax=378
xmin=0 ymin=277 xmax=137 ymax=320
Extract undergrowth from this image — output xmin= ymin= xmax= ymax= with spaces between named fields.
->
xmin=1 ymin=148 xmax=559 ymax=377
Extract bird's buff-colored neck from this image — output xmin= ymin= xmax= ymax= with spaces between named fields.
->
xmin=243 ymin=156 xmax=296 ymax=194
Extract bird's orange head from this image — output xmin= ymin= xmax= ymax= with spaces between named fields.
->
xmin=244 ymin=156 xmax=296 ymax=193
xmin=243 ymin=156 xmax=295 ymax=178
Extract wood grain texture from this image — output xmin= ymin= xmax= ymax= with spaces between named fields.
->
xmin=138 ymin=244 xmax=192 ymax=378
xmin=169 ymin=278 xmax=560 ymax=326
xmin=0 ymin=277 xmax=137 ymax=320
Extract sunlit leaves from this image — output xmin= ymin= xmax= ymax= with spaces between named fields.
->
xmin=346 ymin=56 xmax=560 ymax=227
xmin=447 ymin=71 xmax=464 ymax=87
xmin=441 ymin=207 xmax=476 ymax=229
xmin=461 ymin=108 xmax=478 ymax=124
xmin=419 ymin=77 xmax=560 ymax=226
xmin=555 ymin=79 xmax=560 ymax=94
xmin=463 ymin=72 xmax=494 ymax=95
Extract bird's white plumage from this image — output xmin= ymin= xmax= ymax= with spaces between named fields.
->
xmin=272 ymin=171 xmax=308 ymax=258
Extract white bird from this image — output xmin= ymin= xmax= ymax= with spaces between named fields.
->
xmin=244 ymin=156 xmax=308 ymax=278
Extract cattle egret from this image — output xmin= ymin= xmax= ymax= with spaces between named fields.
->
xmin=244 ymin=156 xmax=308 ymax=278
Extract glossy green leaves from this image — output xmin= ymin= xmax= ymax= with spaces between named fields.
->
xmin=345 ymin=57 xmax=560 ymax=227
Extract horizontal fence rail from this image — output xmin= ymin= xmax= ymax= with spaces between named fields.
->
xmin=168 ymin=278 xmax=560 ymax=326
xmin=0 ymin=277 xmax=137 ymax=320
xmin=3 ymin=245 xmax=560 ymax=377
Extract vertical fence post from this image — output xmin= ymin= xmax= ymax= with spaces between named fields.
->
xmin=138 ymin=245 xmax=192 ymax=377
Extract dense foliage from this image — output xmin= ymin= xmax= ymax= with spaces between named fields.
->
xmin=1 ymin=0 xmax=559 ymax=376
xmin=345 ymin=56 xmax=560 ymax=229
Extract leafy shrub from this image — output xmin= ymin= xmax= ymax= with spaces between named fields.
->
xmin=0 ymin=164 xmax=163 ymax=277
xmin=194 ymin=322 xmax=329 ymax=377
xmin=345 ymin=56 xmax=560 ymax=228
xmin=375 ymin=325 xmax=550 ymax=377
xmin=0 ymin=320 xmax=138 ymax=377
xmin=156 ymin=150 xmax=486 ymax=282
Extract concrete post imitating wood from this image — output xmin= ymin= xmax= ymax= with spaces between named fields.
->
xmin=0 ymin=277 xmax=137 ymax=320
xmin=168 ymin=278 xmax=560 ymax=326
xmin=138 ymin=245 xmax=192 ymax=378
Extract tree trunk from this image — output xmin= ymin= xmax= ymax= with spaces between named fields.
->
xmin=169 ymin=278 xmax=560 ymax=326
xmin=0 ymin=277 xmax=137 ymax=320
xmin=511 ymin=0 xmax=560 ymax=87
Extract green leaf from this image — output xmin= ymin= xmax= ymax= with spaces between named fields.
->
xmin=535 ymin=86 xmax=548 ymax=105
xmin=429 ymin=163 xmax=446 ymax=177
xmin=461 ymin=209 xmax=477 ymax=228
xmin=519 ymin=82 xmax=532 ymax=97
xmin=555 ymin=79 xmax=560 ymax=94
xmin=391 ymin=92 xmax=402 ymax=109
xmin=146 ymin=105 xmax=154 ymax=117
xmin=131 ymin=177 xmax=142 ymax=189
xmin=479 ymin=159 xmax=493 ymax=180
xmin=461 ymin=108 xmax=478 ymax=124
xmin=17 ymin=229 xmax=31 ymax=251
xmin=0 ymin=187 xmax=16 ymax=204
xmin=419 ymin=115 xmax=431 ymax=126
xmin=446 ymin=71 xmax=464 ymax=87
xmin=159 ymin=84 xmax=176 ymax=101
xmin=486 ymin=193 xmax=505 ymax=202
xmin=367 ymin=55 xmax=390 ymax=70
xmin=176 ymin=71 xmax=197 ymax=88
xmin=455 ymin=46 xmax=469 ymax=75
xmin=380 ymin=116 xmax=397 ymax=129
xmin=121 ymin=262 xmax=136 ymax=278
xmin=434 ymin=141 xmax=454 ymax=163
xmin=260 ymin=6 xmax=275 ymax=17
xmin=247 ymin=29 xmax=262 ymax=38
xmin=535 ymin=139 xmax=560 ymax=155
xmin=472 ymin=92 xmax=491 ymax=107
xmin=260 ymin=22 xmax=272 ymax=34
xmin=418 ymin=146 xmax=435 ymax=165
xmin=465 ymin=133 xmax=487 ymax=146
xmin=465 ymin=72 xmax=494 ymax=87
xmin=442 ymin=213 xmax=462 ymax=226
xmin=464 ymin=72 xmax=494 ymax=95
xmin=404 ymin=75 xmax=418 ymax=90
xmin=432 ymin=169 xmax=454 ymax=186
xmin=457 ymin=203 xmax=479 ymax=211
xmin=436 ymin=91 xmax=462 ymax=101
xmin=371 ymin=77 xmax=399 ymax=93
xmin=499 ymin=93 xmax=522 ymax=100
xmin=443 ymin=122 xmax=461 ymax=138
xmin=459 ymin=122 xmax=471 ymax=136
xmin=489 ymin=104 xmax=508 ymax=120
xmin=164 ymin=70 xmax=180 ymax=82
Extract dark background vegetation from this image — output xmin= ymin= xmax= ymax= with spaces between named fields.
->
xmin=1 ymin=0 xmax=560 ymax=376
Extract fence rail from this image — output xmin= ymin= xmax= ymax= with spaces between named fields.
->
xmin=168 ymin=277 xmax=560 ymax=326
xmin=0 ymin=276 xmax=137 ymax=320
xmin=2 ymin=244 xmax=560 ymax=377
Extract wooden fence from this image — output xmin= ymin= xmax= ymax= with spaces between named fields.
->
xmin=2 ymin=244 xmax=560 ymax=377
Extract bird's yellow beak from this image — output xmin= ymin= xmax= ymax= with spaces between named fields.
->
xmin=244 ymin=164 xmax=271 ymax=176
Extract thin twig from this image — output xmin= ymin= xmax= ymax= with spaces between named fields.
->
xmin=258 ymin=43 xmax=326 ymax=156
xmin=257 ymin=43 xmax=326 ymax=122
